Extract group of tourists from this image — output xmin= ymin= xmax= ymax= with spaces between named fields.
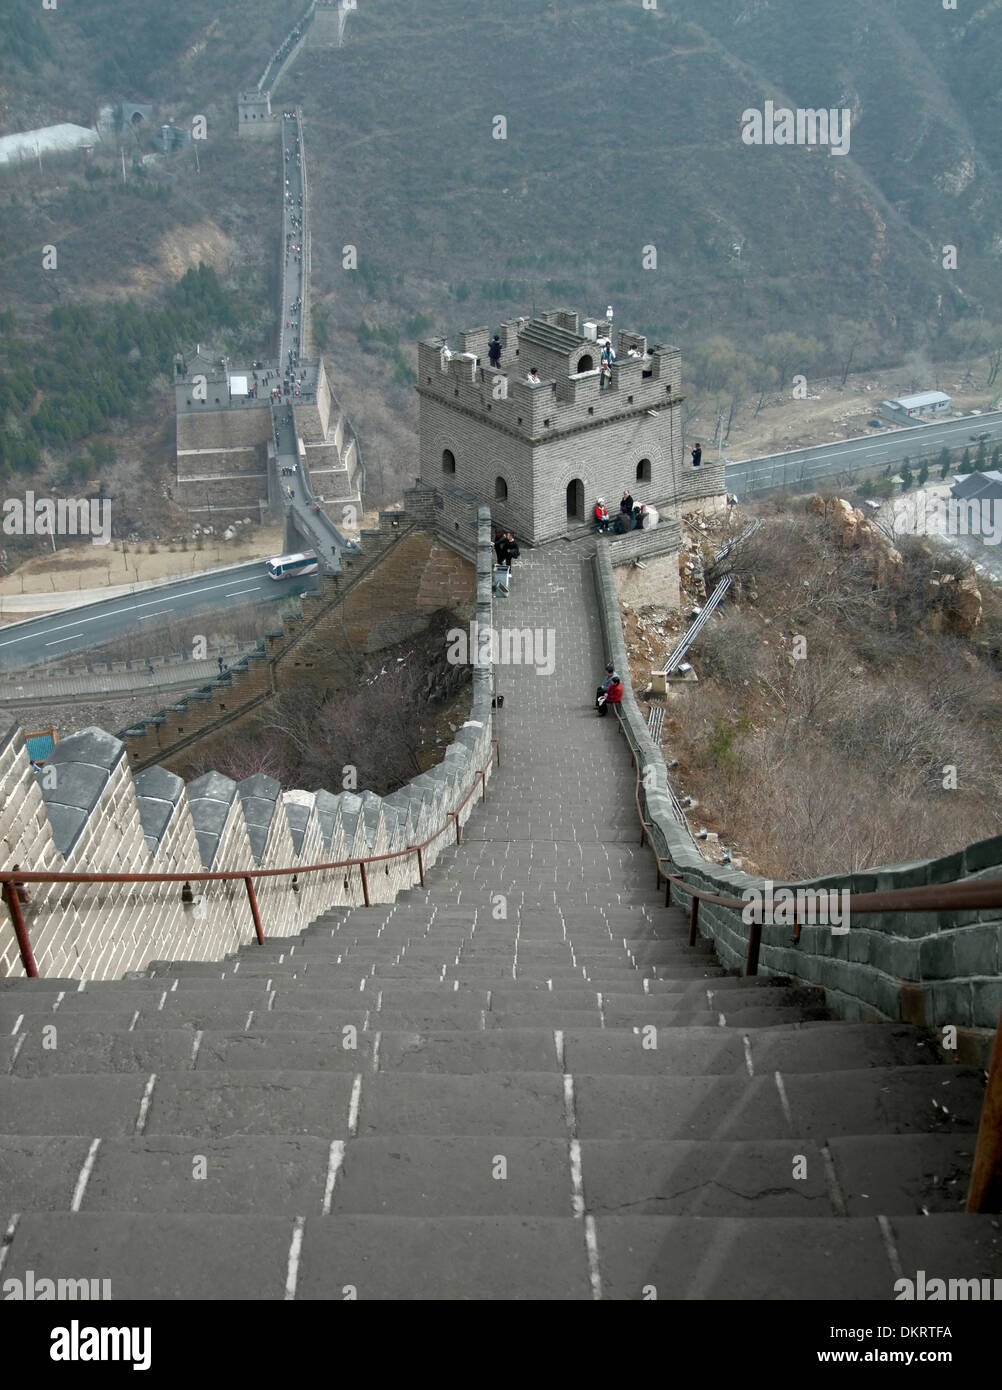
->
xmin=594 ymin=491 xmax=656 ymax=534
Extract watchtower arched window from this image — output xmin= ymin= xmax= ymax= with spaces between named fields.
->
xmin=636 ymin=458 xmax=652 ymax=483
xmin=495 ymin=476 xmax=508 ymax=502
xmin=577 ymin=353 xmax=594 ymax=374
xmin=442 ymin=449 xmax=456 ymax=475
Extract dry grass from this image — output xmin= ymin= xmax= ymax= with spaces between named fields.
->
xmin=635 ymin=503 xmax=1002 ymax=878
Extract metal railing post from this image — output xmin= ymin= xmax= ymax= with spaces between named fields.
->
xmin=688 ymin=894 xmax=699 ymax=946
xmin=745 ymin=918 xmax=762 ymax=977
xmin=967 ymin=999 xmax=1002 ymax=1213
xmin=415 ymin=846 xmax=425 ymax=888
xmin=3 ymin=880 xmax=38 ymax=978
xmin=359 ymin=861 xmax=370 ymax=907
xmin=244 ymin=875 xmax=265 ymax=945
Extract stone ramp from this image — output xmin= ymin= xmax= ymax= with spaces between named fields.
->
xmin=0 ymin=546 xmax=998 ymax=1297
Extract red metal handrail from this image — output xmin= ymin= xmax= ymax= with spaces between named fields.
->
xmin=613 ymin=708 xmax=1002 ymax=1214
xmin=0 ymin=740 xmax=499 ymax=975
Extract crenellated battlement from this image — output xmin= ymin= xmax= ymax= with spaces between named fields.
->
xmin=417 ymin=335 xmax=680 ymax=443
xmin=0 ymin=509 xmax=495 ymax=982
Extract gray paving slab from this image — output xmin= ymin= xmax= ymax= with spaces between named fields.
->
xmin=780 ymin=1066 xmax=987 ymax=1138
xmin=331 ymin=1136 xmax=574 ymax=1216
xmin=0 ymin=1135 xmax=92 ymax=1210
xmin=81 ymin=1135 xmax=330 ymax=1216
xmin=0 ymin=1076 xmax=148 ymax=1136
xmin=886 ymin=1214 xmax=1002 ymax=1282
xmin=376 ymin=1029 xmax=560 ymax=1074
xmin=11 ymin=1026 xmax=196 ymax=1076
xmin=580 ymin=1139 xmax=832 ymax=1217
xmin=357 ymin=1073 xmax=567 ymax=1137
xmin=145 ymin=1071 xmax=355 ymax=1138
xmin=195 ymin=1031 xmax=374 ymax=1071
xmin=2 ymin=1212 xmax=292 ymax=1299
xmin=0 ymin=978 xmax=79 ymax=993
xmin=572 ymin=1074 xmax=789 ymax=1141
xmin=297 ymin=1216 xmax=592 ymax=1300
xmin=562 ymin=1028 xmax=750 ymax=1076
xmin=592 ymin=1215 xmax=894 ymax=1300
xmin=749 ymin=1024 xmax=939 ymax=1074
xmin=486 ymin=1010 xmax=606 ymax=1030
xmin=829 ymin=1134 xmax=980 ymax=1215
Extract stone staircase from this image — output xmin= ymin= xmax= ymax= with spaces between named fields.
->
xmin=0 ymin=819 xmax=996 ymax=1300
xmin=2 ymin=542 xmax=998 ymax=1299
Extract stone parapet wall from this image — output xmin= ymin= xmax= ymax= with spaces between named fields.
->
xmin=178 ymin=410 xmax=272 ymax=451
xmin=592 ymin=544 xmax=1002 ymax=1052
xmin=0 ymin=509 xmax=495 ymax=982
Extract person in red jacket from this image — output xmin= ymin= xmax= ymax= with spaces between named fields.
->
xmin=597 ymin=675 xmax=623 ymax=716
xmin=594 ymin=499 xmax=611 ymax=532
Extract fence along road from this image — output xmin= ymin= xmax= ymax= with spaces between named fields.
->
xmin=725 ymin=408 xmax=1002 ymax=499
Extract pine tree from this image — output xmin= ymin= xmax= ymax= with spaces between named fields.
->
xmin=938 ymin=447 xmax=951 ymax=480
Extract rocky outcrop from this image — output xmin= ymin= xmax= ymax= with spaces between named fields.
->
xmin=807 ymin=495 xmax=904 ymax=585
xmin=922 ymin=568 xmax=983 ymax=636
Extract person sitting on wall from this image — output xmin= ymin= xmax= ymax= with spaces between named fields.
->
xmin=632 ymin=503 xmax=646 ymax=531
xmin=594 ymin=499 xmax=611 ymax=532
xmin=505 ymin=532 xmax=520 ymax=564
xmin=613 ymin=491 xmax=634 ymax=533
xmin=596 ymin=674 xmax=623 ymax=716
xmin=526 ymin=368 xmax=541 ymax=383
xmin=494 ymin=529 xmax=510 ymax=565
xmin=595 ymin=663 xmax=617 ymax=708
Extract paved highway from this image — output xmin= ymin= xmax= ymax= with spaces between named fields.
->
xmin=726 ymin=409 xmax=1002 ymax=498
xmin=0 ymin=560 xmax=316 ymax=673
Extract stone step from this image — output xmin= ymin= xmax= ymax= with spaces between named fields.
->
xmin=7 ymin=1025 xmax=201 ymax=1076
xmin=0 ymin=1074 xmax=153 ymax=1136
xmin=828 ymin=1132 xmax=979 ymax=1214
xmin=2 ymin=1210 xmax=995 ymax=1300
xmin=559 ymin=1023 xmax=941 ymax=1075
xmin=0 ymin=978 xmax=79 ymax=993
xmin=0 ymin=1213 xmax=593 ymax=1300
xmin=600 ymin=1003 xmax=830 ymax=1029
xmin=6 ymin=1122 xmax=972 ymax=1220
xmin=593 ymin=1212 xmax=1002 ymax=1301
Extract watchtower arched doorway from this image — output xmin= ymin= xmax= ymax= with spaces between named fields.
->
xmin=566 ymin=478 xmax=584 ymax=522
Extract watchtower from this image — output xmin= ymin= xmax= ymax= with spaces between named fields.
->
xmin=238 ymin=90 xmax=277 ymax=137
xmin=416 ymin=308 xmax=724 ymax=545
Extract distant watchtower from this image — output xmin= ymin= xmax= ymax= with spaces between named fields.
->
xmin=238 ymin=90 xmax=276 ymax=137
xmin=416 ymin=308 xmax=723 ymax=545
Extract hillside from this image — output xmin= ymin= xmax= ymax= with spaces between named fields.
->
xmin=2 ymin=0 xmax=1002 ymax=506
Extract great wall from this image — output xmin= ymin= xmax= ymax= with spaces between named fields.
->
xmin=0 ymin=0 xmax=998 ymax=1301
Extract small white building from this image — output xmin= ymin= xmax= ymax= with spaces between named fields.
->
xmin=879 ymin=391 xmax=952 ymax=423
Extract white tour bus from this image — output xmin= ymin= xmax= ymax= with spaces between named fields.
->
xmin=265 ymin=552 xmax=319 ymax=580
